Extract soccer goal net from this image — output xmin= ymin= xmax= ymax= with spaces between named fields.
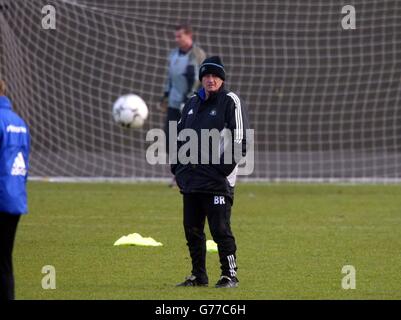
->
xmin=0 ymin=0 xmax=400 ymax=182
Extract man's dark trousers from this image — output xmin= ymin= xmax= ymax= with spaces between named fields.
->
xmin=0 ymin=212 xmax=20 ymax=300
xmin=165 ymin=107 xmax=182 ymax=154
xmin=183 ymin=193 xmax=237 ymax=283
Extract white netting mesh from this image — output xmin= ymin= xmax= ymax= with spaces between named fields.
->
xmin=0 ymin=0 xmax=400 ymax=181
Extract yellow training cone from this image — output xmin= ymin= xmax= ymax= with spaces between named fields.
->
xmin=206 ymin=240 xmax=218 ymax=253
xmin=114 ymin=233 xmax=163 ymax=247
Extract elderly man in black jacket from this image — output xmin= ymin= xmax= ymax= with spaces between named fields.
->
xmin=172 ymin=56 xmax=250 ymax=288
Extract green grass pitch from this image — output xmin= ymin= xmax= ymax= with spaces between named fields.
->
xmin=14 ymin=182 xmax=401 ymax=299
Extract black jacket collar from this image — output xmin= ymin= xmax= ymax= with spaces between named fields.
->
xmin=196 ymin=85 xmax=226 ymax=103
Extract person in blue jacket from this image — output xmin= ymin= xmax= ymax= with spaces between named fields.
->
xmin=0 ymin=80 xmax=30 ymax=300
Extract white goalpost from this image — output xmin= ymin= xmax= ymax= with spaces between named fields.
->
xmin=0 ymin=0 xmax=400 ymax=182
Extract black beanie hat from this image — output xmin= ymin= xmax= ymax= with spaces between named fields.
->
xmin=199 ymin=56 xmax=226 ymax=81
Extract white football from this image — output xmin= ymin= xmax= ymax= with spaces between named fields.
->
xmin=112 ymin=94 xmax=149 ymax=128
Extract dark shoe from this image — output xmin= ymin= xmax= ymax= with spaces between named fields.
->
xmin=168 ymin=176 xmax=177 ymax=188
xmin=215 ymin=276 xmax=239 ymax=288
xmin=176 ymin=275 xmax=208 ymax=287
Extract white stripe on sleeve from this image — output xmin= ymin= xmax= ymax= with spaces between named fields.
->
xmin=227 ymin=92 xmax=243 ymax=144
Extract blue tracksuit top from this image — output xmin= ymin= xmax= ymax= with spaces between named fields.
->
xmin=0 ymin=96 xmax=30 ymax=215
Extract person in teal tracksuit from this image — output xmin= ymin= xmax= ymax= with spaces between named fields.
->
xmin=160 ymin=23 xmax=206 ymax=160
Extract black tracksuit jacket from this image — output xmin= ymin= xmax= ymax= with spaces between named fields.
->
xmin=171 ymin=86 xmax=250 ymax=199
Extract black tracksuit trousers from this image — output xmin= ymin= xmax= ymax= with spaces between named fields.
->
xmin=164 ymin=107 xmax=182 ymax=155
xmin=183 ymin=193 xmax=237 ymax=283
xmin=0 ymin=212 xmax=20 ymax=300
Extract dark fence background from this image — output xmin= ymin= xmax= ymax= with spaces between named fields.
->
xmin=1 ymin=0 xmax=400 ymax=180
